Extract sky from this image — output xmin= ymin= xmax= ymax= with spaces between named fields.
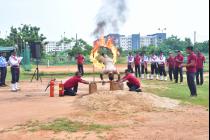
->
xmin=0 ymin=0 xmax=209 ymax=44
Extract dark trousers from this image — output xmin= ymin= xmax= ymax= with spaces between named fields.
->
xmin=77 ymin=64 xmax=84 ymax=75
xmin=141 ymin=64 xmax=148 ymax=74
xmin=0 ymin=67 xmax=7 ymax=85
xmin=127 ymin=82 xmax=140 ymax=91
xmin=196 ymin=68 xmax=204 ymax=85
xmin=168 ymin=67 xmax=174 ymax=81
xmin=158 ymin=65 xmax=167 ymax=76
xmin=174 ymin=67 xmax=183 ymax=83
xmin=135 ymin=65 xmax=141 ymax=77
xmin=187 ymin=72 xmax=197 ymax=96
xmin=151 ymin=63 xmax=158 ymax=75
xmin=128 ymin=64 xmax=134 ymax=73
xmin=11 ymin=67 xmax=19 ymax=84
xmin=64 ymin=84 xmax=78 ymax=96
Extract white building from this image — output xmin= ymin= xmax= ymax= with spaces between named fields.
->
xmin=45 ymin=41 xmax=73 ymax=54
xmin=140 ymin=36 xmax=158 ymax=47
xmin=120 ymin=35 xmax=132 ymax=50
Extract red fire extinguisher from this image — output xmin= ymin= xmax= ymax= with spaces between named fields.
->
xmin=50 ymin=80 xmax=55 ymax=97
xmin=59 ymin=81 xmax=64 ymax=97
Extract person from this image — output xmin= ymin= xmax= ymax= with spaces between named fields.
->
xmin=167 ymin=52 xmax=175 ymax=81
xmin=141 ymin=53 xmax=149 ymax=79
xmin=0 ymin=52 xmax=8 ymax=87
xmin=150 ymin=53 xmax=159 ymax=80
xmin=99 ymin=53 xmax=120 ymax=83
xmin=174 ymin=50 xmax=184 ymax=83
xmin=75 ymin=52 xmax=85 ymax=75
xmin=158 ymin=52 xmax=167 ymax=81
xmin=63 ymin=71 xmax=89 ymax=96
xmin=181 ymin=46 xmax=197 ymax=97
xmin=196 ymin=51 xmax=206 ymax=85
xmin=8 ymin=50 xmax=22 ymax=92
xmin=134 ymin=52 xmax=141 ymax=78
xmin=127 ymin=52 xmax=134 ymax=73
xmin=119 ymin=69 xmax=142 ymax=92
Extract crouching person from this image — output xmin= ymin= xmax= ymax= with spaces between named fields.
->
xmin=119 ymin=69 xmax=142 ymax=92
xmin=63 ymin=71 xmax=89 ymax=96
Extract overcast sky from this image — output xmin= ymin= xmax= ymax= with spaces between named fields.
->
xmin=0 ymin=0 xmax=209 ymax=44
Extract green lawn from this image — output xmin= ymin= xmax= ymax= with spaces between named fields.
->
xmin=142 ymin=75 xmax=209 ymax=108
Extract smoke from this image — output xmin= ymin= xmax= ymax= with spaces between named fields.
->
xmin=92 ymin=0 xmax=128 ymax=38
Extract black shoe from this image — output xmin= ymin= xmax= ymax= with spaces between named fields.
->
xmin=136 ymin=89 xmax=142 ymax=92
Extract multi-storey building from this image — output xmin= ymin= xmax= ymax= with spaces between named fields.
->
xmin=45 ymin=41 xmax=73 ymax=54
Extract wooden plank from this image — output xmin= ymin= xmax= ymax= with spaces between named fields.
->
xmin=110 ymin=81 xmax=124 ymax=91
xmin=89 ymin=83 xmax=97 ymax=94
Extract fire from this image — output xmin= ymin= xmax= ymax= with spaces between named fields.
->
xmin=90 ymin=35 xmax=119 ymax=68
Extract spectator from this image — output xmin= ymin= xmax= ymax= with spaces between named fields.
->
xmin=167 ymin=52 xmax=175 ymax=81
xmin=134 ymin=52 xmax=141 ymax=78
xmin=174 ymin=50 xmax=184 ymax=83
xmin=196 ymin=51 xmax=206 ymax=85
xmin=181 ymin=46 xmax=197 ymax=97
xmin=75 ymin=52 xmax=85 ymax=76
xmin=127 ymin=52 xmax=134 ymax=73
xmin=0 ymin=52 xmax=8 ymax=87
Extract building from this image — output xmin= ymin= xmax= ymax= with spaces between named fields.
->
xmin=140 ymin=33 xmax=166 ymax=47
xmin=105 ymin=34 xmax=121 ymax=48
xmin=131 ymin=34 xmax=141 ymax=50
xmin=45 ymin=41 xmax=73 ymax=54
xmin=120 ymin=35 xmax=132 ymax=50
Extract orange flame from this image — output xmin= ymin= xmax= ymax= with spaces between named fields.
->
xmin=90 ymin=35 xmax=119 ymax=68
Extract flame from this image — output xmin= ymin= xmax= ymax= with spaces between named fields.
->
xmin=90 ymin=35 xmax=119 ymax=68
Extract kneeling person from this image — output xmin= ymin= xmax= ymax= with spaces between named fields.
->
xmin=64 ymin=72 xmax=89 ymax=96
xmin=119 ymin=69 xmax=142 ymax=92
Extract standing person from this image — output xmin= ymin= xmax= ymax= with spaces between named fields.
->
xmin=158 ymin=52 xmax=167 ymax=81
xmin=150 ymin=53 xmax=159 ymax=80
xmin=8 ymin=50 xmax=22 ymax=92
xmin=75 ymin=52 xmax=85 ymax=76
xmin=167 ymin=52 xmax=175 ymax=81
xmin=119 ymin=69 xmax=142 ymax=92
xmin=174 ymin=51 xmax=184 ymax=83
xmin=141 ymin=53 xmax=149 ymax=79
xmin=127 ymin=52 xmax=134 ymax=73
xmin=63 ymin=71 xmax=90 ymax=96
xmin=0 ymin=52 xmax=8 ymax=87
xmin=196 ymin=51 xmax=206 ymax=85
xmin=181 ymin=46 xmax=197 ymax=97
xmin=134 ymin=52 xmax=141 ymax=78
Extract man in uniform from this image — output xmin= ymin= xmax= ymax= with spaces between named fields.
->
xmin=75 ymin=52 xmax=85 ymax=75
xmin=150 ymin=53 xmax=159 ymax=80
xmin=158 ymin=52 xmax=167 ymax=81
xmin=0 ymin=52 xmax=8 ymax=87
xmin=134 ymin=52 xmax=141 ymax=78
xmin=196 ymin=51 xmax=206 ymax=85
xmin=141 ymin=53 xmax=149 ymax=79
xmin=174 ymin=50 xmax=184 ymax=83
xmin=167 ymin=52 xmax=175 ymax=81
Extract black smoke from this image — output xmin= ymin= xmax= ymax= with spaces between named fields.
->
xmin=92 ymin=0 xmax=128 ymax=37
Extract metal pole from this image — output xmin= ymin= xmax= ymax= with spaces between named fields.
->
xmin=194 ymin=31 xmax=196 ymax=45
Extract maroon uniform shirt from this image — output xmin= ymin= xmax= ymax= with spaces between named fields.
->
xmin=122 ymin=73 xmax=141 ymax=87
xmin=174 ymin=54 xmax=184 ymax=68
xmin=134 ymin=55 xmax=141 ymax=65
xmin=186 ymin=52 xmax=197 ymax=73
xmin=196 ymin=54 xmax=205 ymax=69
xmin=76 ymin=54 xmax=85 ymax=65
xmin=64 ymin=76 xmax=85 ymax=89
xmin=167 ymin=56 xmax=175 ymax=68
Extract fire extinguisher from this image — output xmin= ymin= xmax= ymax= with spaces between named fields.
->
xmin=59 ymin=81 xmax=64 ymax=97
xmin=50 ymin=80 xmax=55 ymax=97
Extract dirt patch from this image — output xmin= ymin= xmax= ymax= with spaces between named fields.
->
xmin=76 ymin=91 xmax=179 ymax=113
xmin=0 ymin=77 xmax=208 ymax=140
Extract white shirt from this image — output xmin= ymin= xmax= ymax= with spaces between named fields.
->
xmin=103 ymin=55 xmax=116 ymax=72
xmin=150 ymin=55 xmax=158 ymax=63
xmin=127 ymin=55 xmax=134 ymax=64
xmin=158 ymin=55 xmax=166 ymax=65
xmin=8 ymin=55 xmax=22 ymax=66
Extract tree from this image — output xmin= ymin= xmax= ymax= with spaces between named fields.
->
xmin=7 ymin=24 xmax=47 ymax=56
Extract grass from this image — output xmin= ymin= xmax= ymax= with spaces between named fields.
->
xmin=142 ymin=75 xmax=209 ymax=108
xmin=28 ymin=118 xmax=113 ymax=133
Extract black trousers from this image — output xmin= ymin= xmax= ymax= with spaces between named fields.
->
xmin=135 ymin=65 xmax=141 ymax=77
xmin=158 ymin=65 xmax=167 ymax=76
xmin=168 ymin=67 xmax=174 ymax=81
xmin=11 ymin=67 xmax=19 ymax=84
xmin=128 ymin=64 xmax=134 ymax=73
xmin=187 ymin=72 xmax=197 ymax=96
xmin=151 ymin=63 xmax=158 ymax=75
xmin=174 ymin=67 xmax=183 ymax=83
xmin=64 ymin=84 xmax=78 ymax=96
xmin=141 ymin=64 xmax=148 ymax=74
xmin=196 ymin=68 xmax=204 ymax=85
xmin=127 ymin=82 xmax=140 ymax=91
xmin=77 ymin=64 xmax=84 ymax=75
xmin=0 ymin=67 xmax=7 ymax=85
